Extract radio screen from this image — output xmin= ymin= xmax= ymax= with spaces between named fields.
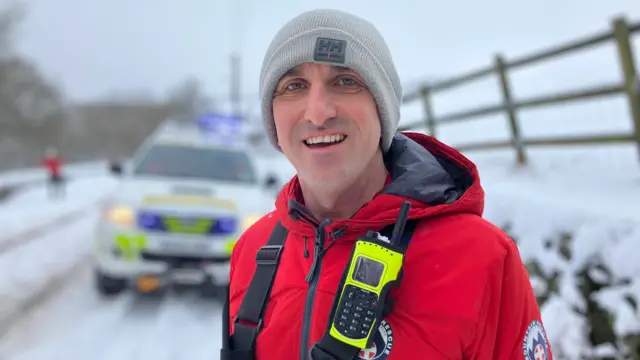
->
xmin=352 ymin=256 xmax=384 ymax=287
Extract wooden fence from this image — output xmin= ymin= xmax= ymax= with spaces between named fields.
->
xmin=399 ymin=16 xmax=640 ymax=166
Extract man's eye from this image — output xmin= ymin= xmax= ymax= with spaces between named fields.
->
xmin=274 ymin=81 xmax=307 ymax=96
xmin=336 ymin=77 xmax=359 ymax=86
xmin=285 ymin=82 xmax=306 ymax=91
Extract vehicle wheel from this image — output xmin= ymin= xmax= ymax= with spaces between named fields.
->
xmin=95 ymin=271 xmax=126 ymax=297
xmin=200 ymin=281 xmax=224 ymax=299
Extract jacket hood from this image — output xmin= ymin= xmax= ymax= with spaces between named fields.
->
xmin=274 ymin=132 xmax=484 ymax=238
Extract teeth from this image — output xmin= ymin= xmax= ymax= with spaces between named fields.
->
xmin=305 ymin=134 xmax=346 ymax=145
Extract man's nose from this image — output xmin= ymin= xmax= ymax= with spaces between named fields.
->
xmin=303 ymin=83 xmax=337 ymax=126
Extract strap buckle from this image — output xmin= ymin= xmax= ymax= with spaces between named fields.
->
xmin=309 ymin=343 xmax=336 ymax=360
xmin=256 ymin=245 xmax=283 ymax=265
xmin=233 ymin=316 xmax=264 ymax=332
xmin=231 ymin=316 xmax=264 ymax=351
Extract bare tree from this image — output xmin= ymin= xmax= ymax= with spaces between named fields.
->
xmin=0 ymin=2 xmax=231 ymax=171
xmin=165 ymin=76 xmax=216 ymax=121
xmin=0 ymin=1 xmax=24 ymax=57
xmin=0 ymin=1 xmax=68 ymax=170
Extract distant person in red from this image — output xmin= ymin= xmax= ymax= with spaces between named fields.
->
xmin=41 ymin=147 xmax=65 ymax=199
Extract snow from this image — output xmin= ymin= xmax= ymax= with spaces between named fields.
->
xmin=0 ymin=177 xmax=119 ymax=248
xmin=0 ymin=213 xmax=101 ymax=336
xmin=0 ymin=162 xmax=229 ymax=360
xmin=483 ymin=178 xmax=640 ymax=357
xmin=0 ymin=267 xmax=223 ymax=360
xmin=466 ymin=146 xmax=640 ymax=358
xmin=0 ymin=172 xmax=119 ymax=340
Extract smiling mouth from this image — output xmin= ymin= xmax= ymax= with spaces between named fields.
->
xmin=303 ymin=134 xmax=347 ymax=148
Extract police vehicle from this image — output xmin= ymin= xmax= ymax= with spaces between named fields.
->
xmin=93 ymin=114 xmax=276 ymax=297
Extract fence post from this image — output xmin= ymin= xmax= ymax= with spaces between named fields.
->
xmin=612 ymin=16 xmax=640 ymax=163
xmin=494 ymin=54 xmax=527 ymax=166
xmin=420 ymin=87 xmax=437 ymax=137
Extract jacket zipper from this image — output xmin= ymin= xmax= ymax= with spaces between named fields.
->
xmin=299 ymin=219 xmax=332 ymax=360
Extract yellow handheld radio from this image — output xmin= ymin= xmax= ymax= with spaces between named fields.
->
xmin=327 ymin=201 xmax=412 ymax=350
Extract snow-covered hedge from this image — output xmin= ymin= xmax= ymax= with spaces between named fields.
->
xmin=484 ymin=194 xmax=640 ymax=359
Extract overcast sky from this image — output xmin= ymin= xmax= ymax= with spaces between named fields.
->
xmin=13 ymin=0 xmax=640 ymax=105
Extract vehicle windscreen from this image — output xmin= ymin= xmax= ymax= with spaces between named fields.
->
xmin=132 ymin=144 xmax=257 ymax=184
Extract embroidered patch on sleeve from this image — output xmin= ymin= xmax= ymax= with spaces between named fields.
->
xmin=522 ymin=320 xmax=550 ymax=360
xmin=358 ymin=320 xmax=394 ymax=360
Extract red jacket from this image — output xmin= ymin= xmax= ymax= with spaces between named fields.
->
xmin=229 ymin=132 xmax=552 ymax=360
xmin=42 ymin=156 xmax=63 ymax=177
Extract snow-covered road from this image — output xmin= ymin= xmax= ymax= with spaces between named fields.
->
xmin=0 ymin=168 xmax=229 ymax=360
xmin=0 ymin=265 xmax=223 ymax=360
xmin=0 ymin=157 xmax=288 ymax=360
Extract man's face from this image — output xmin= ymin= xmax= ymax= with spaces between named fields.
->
xmin=272 ymin=63 xmax=381 ymax=189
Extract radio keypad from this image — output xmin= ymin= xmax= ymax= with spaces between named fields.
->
xmin=334 ymin=285 xmax=379 ymax=339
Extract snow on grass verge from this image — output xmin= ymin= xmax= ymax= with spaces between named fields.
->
xmin=484 ymin=190 xmax=640 ymax=359
xmin=0 ymin=175 xmax=118 ymax=337
xmin=0 ymin=177 xmax=118 ymax=246
xmin=0 ymin=212 xmax=101 ymax=338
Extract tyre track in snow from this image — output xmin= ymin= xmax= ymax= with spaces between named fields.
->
xmin=0 ymin=212 xmax=103 ymax=339
xmin=0 ymin=264 xmax=224 ymax=360
xmin=0 ymin=178 xmax=117 ymax=336
xmin=0 ymin=195 xmax=110 ymax=256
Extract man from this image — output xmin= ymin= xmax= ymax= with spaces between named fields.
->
xmin=224 ymin=9 xmax=552 ymax=360
xmin=41 ymin=147 xmax=65 ymax=200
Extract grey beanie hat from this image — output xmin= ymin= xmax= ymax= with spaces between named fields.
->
xmin=259 ymin=9 xmax=403 ymax=153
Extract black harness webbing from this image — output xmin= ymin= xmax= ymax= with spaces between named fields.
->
xmin=221 ymin=220 xmax=417 ymax=360
xmin=221 ymin=221 xmax=289 ymax=360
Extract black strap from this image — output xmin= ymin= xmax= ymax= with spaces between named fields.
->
xmin=220 ymin=221 xmax=288 ymax=360
xmin=309 ymin=220 xmax=418 ymax=360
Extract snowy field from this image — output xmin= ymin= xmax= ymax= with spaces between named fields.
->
xmin=478 ymin=150 xmax=640 ymax=358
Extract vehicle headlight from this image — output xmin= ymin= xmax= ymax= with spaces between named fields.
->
xmin=242 ymin=214 xmax=262 ymax=231
xmin=104 ymin=205 xmax=135 ymax=226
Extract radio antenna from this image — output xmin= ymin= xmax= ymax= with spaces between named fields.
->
xmin=390 ymin=201 xmax=411 ymax=245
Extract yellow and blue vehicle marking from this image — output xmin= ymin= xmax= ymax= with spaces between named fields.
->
xmin=111 ymin=209 xmax=239 ymax=261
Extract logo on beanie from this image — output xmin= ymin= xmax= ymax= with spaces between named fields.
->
xmin=314 ymin=37 xmax=346 ymax=64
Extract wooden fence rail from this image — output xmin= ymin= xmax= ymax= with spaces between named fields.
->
xmin=400 ymin=16 xmax=640 ymax=166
